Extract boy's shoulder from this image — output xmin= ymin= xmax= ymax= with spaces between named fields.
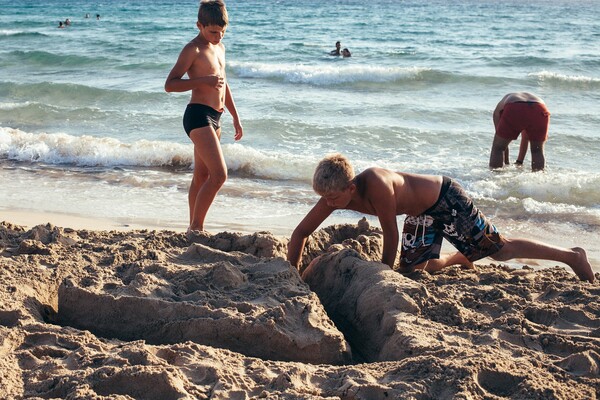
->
xmin=357 ymin=167 xmax=401 ymax=193
xmin=360 ymin=167 xmax=397 ymax=180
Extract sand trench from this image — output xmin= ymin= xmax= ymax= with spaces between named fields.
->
xmin=1 ymin=220 xmax=600 ymax=399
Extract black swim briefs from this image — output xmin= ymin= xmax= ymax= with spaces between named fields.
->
xmin=183 ymin=103 xmax=223 ymax=136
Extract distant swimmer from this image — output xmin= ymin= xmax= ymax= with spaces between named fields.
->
xmin=342 ymin=48 xmax=351 ymax=58
xmin=65 ymin=18 xmax=71 ymax=26
xmin=330 ymin=41 xmax=341 ymax=56
xmin=489 ymin=92 xmax=550 ymax=171
xmin=58 ymin=21 xmax=65 ymax=28
xmin=96 ymin=14 xmax=101 ymax=20
xmin=85 ymin=13 xmax=90 ymax=18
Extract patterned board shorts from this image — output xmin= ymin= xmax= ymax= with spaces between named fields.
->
xmin=399 ymin=177 xmax=505 ymax=269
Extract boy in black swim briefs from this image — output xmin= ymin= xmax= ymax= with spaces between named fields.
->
xmin=165 ymin=0 xmax=243 ymax=234
xmin=287 ymin=153 xmax=595 ymax=283
xmin=183 ymin=103 xmax=222 ymax=136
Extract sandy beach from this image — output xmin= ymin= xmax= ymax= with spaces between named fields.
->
xmin=1 ymin=216 xmax=599 ymax=399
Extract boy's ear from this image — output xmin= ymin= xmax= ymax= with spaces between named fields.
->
xmin=196 ymin=21 xmax=203 ymax=30
xmin=348 ymin=182 xmax=357 ymax=193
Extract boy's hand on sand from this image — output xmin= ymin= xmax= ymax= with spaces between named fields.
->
xmin=233 ymin=120 xmax=243 ymax=141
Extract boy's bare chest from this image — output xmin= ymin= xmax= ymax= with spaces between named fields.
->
xmin=191 ymin=48 xmax=224 ymax=74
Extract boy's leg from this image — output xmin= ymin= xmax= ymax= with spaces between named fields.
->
xmin=415 ymin=252 xmax=474 ymax=272
xmin=399 ymin=216 xmax=447 ymax=272
xmin=189 ymin=126 xmax=227 ymax=231
xmin=188 ymin=152 xmax=209 ymax=227
xmin=529 ymin=140 xmax=545 ymax=171
xmin=489 ymin=135 xmax=512 ymax=169
xmin=491 ymin=238 xmax=594 ymax=283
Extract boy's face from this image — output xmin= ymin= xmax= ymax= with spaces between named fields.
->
xmin=197 ymin=23 xmax=227 ymax=45
xmin=322 ymin=185 xmax=354 ymax=208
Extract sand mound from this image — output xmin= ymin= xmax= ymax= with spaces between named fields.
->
xmin=1 ymin=220 xmax=599 ymax=399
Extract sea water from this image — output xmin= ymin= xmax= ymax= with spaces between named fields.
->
xmin=1 ymin=0 xmax=599 ymax=268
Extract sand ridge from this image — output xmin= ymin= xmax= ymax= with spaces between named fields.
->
xmin=1 ymin=220 xmax=599 ymax=399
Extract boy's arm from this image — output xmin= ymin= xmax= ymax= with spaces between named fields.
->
xmin=516 ymin=133 xmax=529 ymax=163
xmin=287 ymin=198 xmax=334 ymax=269
xmin=224 ymin=83 xmax=243 ymax=141
xmin=369 ymin=178 xmax=400 ymax=268
xmin=164 ymin=44 xmax=223 ymax=93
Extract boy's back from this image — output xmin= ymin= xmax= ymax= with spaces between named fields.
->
xmin=351 ymin=168 xmax=442 ymax=217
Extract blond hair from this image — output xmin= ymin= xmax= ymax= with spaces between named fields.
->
xmin=312 ymin=153 xmax=355 ymax=194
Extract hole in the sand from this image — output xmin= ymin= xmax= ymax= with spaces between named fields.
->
xmin=524 ymin=307 xmax=558 ymax=326
xmin=0 ymin=309 xmax=20 ymax=328
xmin=477 ymin=369 xmax=523 ymax=397
xmin=92 ymin=370 xmax=185 ymax=400
xmin=40 ymin=304 xmax=58 ymax=324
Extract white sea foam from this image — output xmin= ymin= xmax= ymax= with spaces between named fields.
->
xmin=222 ymin=143 xmax=315 ymax=182
xmin=229 ymin=61 xmax=431 ymax=85
xmin=529 ymin=71 xmax=600 ymax=85
xmin=0 ymin=127 xmax=316 ymax=182
xmin=0 ymin=127 xmax=192 ymax=168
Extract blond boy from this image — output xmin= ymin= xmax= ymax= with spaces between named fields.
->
xmin=287 ymin=154 xmax=594 ymax=283
xmin=165 ymin=0 xmax=243 ymax=233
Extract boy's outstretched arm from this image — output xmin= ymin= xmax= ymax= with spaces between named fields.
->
xmin=516 ymin=133 xmax=529 ymax=163
xmin=224 ymin=83 xmax=243 ymax=141
xmin=370 ymin=180 xmax=400 ymax=268
xmin=287 ymin=198 xmax=334 ymax=269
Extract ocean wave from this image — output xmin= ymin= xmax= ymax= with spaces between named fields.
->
xmin=0 ymin=128 xmax=191 ymax=168
xmin=529 ymin=71 xmax=600 ymax=88
xmin=470 ymin=171 xmax=600 ymax=209
xmin=0 ymin=128 xmax=316 ymax=182
xmin=229 ymin=61 xmax=437 ymax=85
xmin=228 ymin=61 xmax=514 ymax=87
xmin=0 ymin=81 xmax=164 ymax=108
xmin=487 ymin=55 xmax=557 ymax=67
xmin=5 ymin=50 xmax=109 ymax=67
xmin=0 ymin=30 xmax=48 ymax=38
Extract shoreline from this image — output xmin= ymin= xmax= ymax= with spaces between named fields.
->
xmin=1 ymin=208 xmax=184 ymax=233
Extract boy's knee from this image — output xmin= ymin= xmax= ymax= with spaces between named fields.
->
xmin=193 ymin=169 xmax=210 ymax=182
xmin=210 ymin=169 xmax=227 ymax=186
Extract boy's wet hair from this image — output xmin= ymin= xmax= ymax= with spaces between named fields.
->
xmin=313 ymin=153 xmax=355 ymax=194
xmin=198 ymin=0 xmax=229 ymax=27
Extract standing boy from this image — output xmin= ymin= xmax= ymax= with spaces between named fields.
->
xmin=165 ymin=0 xmax=243 ymax=233
xmin=489 ymin=92 xmax=550 ymax=171
xmin=287 ymin=154 xmax=594 ymax=283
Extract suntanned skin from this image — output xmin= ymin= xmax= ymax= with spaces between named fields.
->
xmin=164 ymin=22 xmax=243 ymax=231
xmin=287 ymin=168 xmax=463 ymax=271
xmin=287 ymin=167 xmax=595 ymax=283
xmin=490 ymin=92 xmax=546 ymax=171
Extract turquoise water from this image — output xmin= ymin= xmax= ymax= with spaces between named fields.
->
xmin=1 ymin=0 xmax=599 ymax=266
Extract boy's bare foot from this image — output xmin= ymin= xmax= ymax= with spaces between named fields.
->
xmin=569 ymin=247 xmax=595 ymax=283
xmin=460 ymin=261 xmax=476 ymax=270
xmin=186 ymin=228 xmax=210 ymax=243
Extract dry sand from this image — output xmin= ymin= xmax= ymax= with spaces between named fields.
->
xmin=1 ymin=218 xmax=599 ymax=399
